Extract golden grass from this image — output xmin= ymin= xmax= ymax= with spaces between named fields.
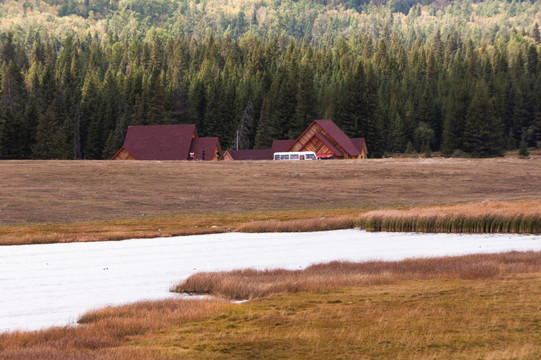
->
xmin=2 ymin=199 xmax=539 ymax=245
xmin=236 ymin=215 xmax=357 ymax=233
xmin=173 ymin=251 xmax=541 ymax=300
xmin=358 ymin=200 xmax=541 ymax=233
xmin=1 ymin=200 xmax=539 ymax=245
xmin=168 ymin=274 xmax=541 ymax=359
xmin=0 ymin=208 xmax=358 ymax=245
xmin=2 ymin=252 xmax=541 ymax=359
xmin=236 ymin=200 xmax=541 ymax=235
xmin=0 ymin=299 xmax=232 ymax=359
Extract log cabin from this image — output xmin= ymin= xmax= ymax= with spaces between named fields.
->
xmin=111 ymin=125 xmax=222 ymax=161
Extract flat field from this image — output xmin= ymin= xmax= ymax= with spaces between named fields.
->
xmin=1 ymin=157 xmax=540 ymax=244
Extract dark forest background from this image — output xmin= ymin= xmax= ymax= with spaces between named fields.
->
xmin=0 ymin=0 xmax=540 ymax=159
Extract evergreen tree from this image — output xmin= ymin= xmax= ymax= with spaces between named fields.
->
xmin=463 ymin=83 xmax=505 ymax=157
xmin=81 ymin=72 xmax=103 ymax=159
xmin=341 ymin=60 xmax=367 ymax=138
xmin=289 ymin=61 xmax=316 ymax=138
xmin=254 ymin=98 xmax=273 ymax=148
xmin=390 ymin=113 xmax=407 ymax=153
xmin=441 ymin=83 xmax=470 ymax=155
xmin=102 ymin=130 xmax=119 ymax=159
xmin=1 ymin=61 xmax=27 ymax=158
xmin=32 ymin=106 xmax=64 ymax=159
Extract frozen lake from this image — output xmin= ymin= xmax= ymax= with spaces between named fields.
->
xmin=1 ymin=229 xmax=541 ymax=333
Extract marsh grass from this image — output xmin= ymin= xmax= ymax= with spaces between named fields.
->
xmin=237 ymin=216 xmax=357 ymax=233
xmin=237 ymin=200 xmax=541 ymax=235
xmin=3 ymin=200 xmax=537 ymax=246
xmin=358 ymin=201 xmax=541 ymax=233
xmin=173 ymin=251 xmax=541 ymax=300
xmin=0 ymin=299 xmax=231 ymax=359
xmin=2 ymin=252 xmax=541 ymax=359
xmin=0 ymin=208 xmax=357 ymax=245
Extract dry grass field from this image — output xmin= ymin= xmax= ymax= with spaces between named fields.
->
xmin=1 ymin=157 xmax=540 ymax=244
xmin=2 ymin=252 xmax=541 ymax=359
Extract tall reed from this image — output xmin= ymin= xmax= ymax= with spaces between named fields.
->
xmin=357 ymin=201 xmax=541 ymax=234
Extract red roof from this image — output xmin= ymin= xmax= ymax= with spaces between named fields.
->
xmin=227 ymin=149 xmax=274 ymax=160
xmin=122 ymin=125 xmax=196 ymax=160
xmin=311 ymin=120 xmax=360 ymax=157
xmin=272 ymin=139 xmax=296 ymax=153
xmin=190 ymin=137 xmax=221 ymax=161
xmin=350 ymin=138 xmax=368 ymax=155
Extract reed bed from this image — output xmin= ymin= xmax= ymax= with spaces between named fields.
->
xmin=236 ymin=216 xmax=357 ymax=233
xmin=173 ymin=251 xmax=541 ymax=300
xmin=235 ymin=200 xmax=541 ymax=235
xmin=358 ymin=200 xmax=541 ymax=234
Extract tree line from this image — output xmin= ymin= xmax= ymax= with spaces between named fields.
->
xmin=0 ymin=2 xmax=540 ymax=159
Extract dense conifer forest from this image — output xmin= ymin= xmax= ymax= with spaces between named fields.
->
xmin=0 ymin=0 xmax=540 ymax=159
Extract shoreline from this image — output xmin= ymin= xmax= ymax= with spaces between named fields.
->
xmin=1 ymin=200 xmax=540 ymax=246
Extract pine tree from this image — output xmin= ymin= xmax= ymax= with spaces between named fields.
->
xmin=533 ymin=23 xmax=540 ymax=44
xmin=102 ymin=130 xmax=119 ymax=159
xmin=80 ymin=72 xmax=103 ymax=159
xmin=463 ymin=83 xmax=505 ymax=157
xmin=1 ymin=61 xmax=27 ymax=158
xmin=32 ymin=106 xmax=64 ymax=159
xmin=441 ymin=83 xmax=470 ymax=156
xmin=391 ymin=113 xmax=407 ymax=153
xmin=254 ymin=98 xmax=273 ymax=148
xmin=289 ymin=61 xmax=316 ymax=138
xmin=341 ymin=60 xmax=367 ymax=138
xmin=147 ymin=71 xmax=168 ymax=124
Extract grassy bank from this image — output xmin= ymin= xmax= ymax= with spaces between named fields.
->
xmin=237 ymin=200 xmax=541 ymax=235
xmin=2 ymin=252 xmax=541 ymax=359
xmin=2 ymin=199 xmax=539 ymax=245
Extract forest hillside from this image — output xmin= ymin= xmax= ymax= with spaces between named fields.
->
xmin=0 ymin=0 xmax=540 ymax=159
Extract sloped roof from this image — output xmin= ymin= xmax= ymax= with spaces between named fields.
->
xmin=190 ymin=137 xmax=221 ymax=161
xmin=300 ymin=133 xmax=343 ymax=157
xmin=122 ymin=124 xmax=196 ymax=160
xmin=272 ymin=139 xmax=296 ymax=153
xmin=350 ymin=138 xmax=368 ymax=155
xmin=226 ymin=149 xmax=274 ymax=160
xmin=312 ymin=120 xmax=360 ymax=157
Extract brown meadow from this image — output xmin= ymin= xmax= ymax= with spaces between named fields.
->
xmin=1 ymin=157 xmax=540 ymax=244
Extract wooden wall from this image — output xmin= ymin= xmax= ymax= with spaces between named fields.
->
xmin=111 ymin=148 xmax=135 ymax=160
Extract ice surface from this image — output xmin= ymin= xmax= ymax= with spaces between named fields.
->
xmin=1 ymin=229 xmax=540 ymax=332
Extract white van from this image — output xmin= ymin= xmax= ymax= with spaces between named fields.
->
xmin=273 ymin=151 xmax=318 ymax=160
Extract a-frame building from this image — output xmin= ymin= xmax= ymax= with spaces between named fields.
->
xmin=288 ymin=120 xmax=367 ymax=159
